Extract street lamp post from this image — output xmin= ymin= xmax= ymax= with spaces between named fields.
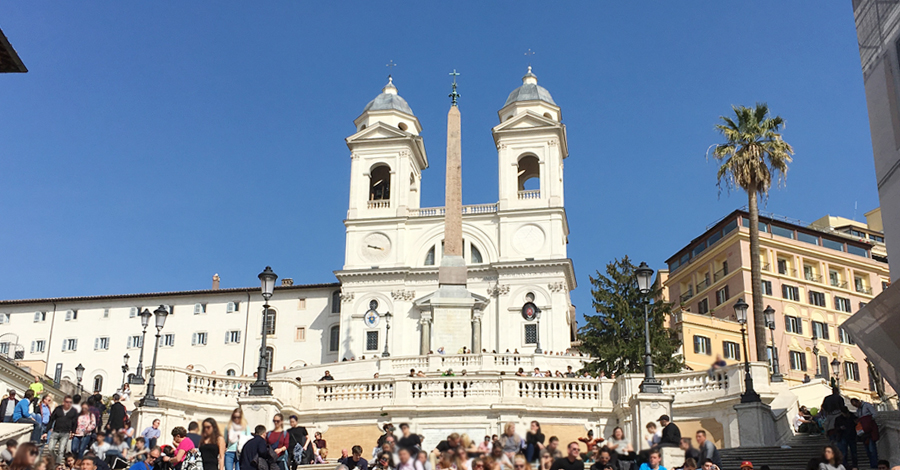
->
xmin=382 ymin=311 xmax=393 ymax=357
xmin=734 ymin=298 xmax=761 ymax=403
xmin=75 ymin=363 xmax=85 ymax=395
xmin=812 ymin=335 xmax=823 ymax=379
xmin=249 ymin=266 xmax=277 ymax=396
xmin=763 ymin=305 xmax=783 ymax=382
xmin=635 ymin=262 xmax=662 ymax=394
xmin=131 ymin=309 xmax=152 ymax=385
xmin=140 ymin=305 xmax=170 ymax=407
xmin=830 ymin=358 xmax=841 ymax=388
xmin=121 ymin=353 xmax=130 ymax=388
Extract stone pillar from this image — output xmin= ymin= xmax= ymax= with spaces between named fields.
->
xmin=733 ymin=401 xmax=777 ymax=447
xmin=472 ymin=310 xmax=483 ymax=353
xmin=875 ymin=410 xmax=900 ymax=467
xmin=238 ymin=395 xmax=284 ymax=428
xmin=628 ymin=393 xmax=674 ymax=451
xmin=420 ymin=314 xmax=432 ymax=355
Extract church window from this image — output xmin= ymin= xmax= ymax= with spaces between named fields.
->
xmin=524 ymin=324 xmax=538 ymax=344
xmin=329 ymin=325 xmax=340 ymax=352
xmin=366 ymin=331 xmax=379 ymax=351
xmin=409 ymin=173 xmax=416 ymax=192
xmin=369 ymin=165 xmax=391 ymax=201
xmin=332 ymin=291 xmax=341 ymax=313
xmin=398 ymin=122 xmax=408 ymax=131
xmin=226 ymin=369 xmax=236 ymax=376
xmin=425 ymin=246 xmax=436 ymax=266
xmin=517 ymin=155 xmax=540 ymax=191
xmin=471 ymin=244 xmax=483 ymax=264
xmin=92 ymin=375 xmax=103 ymax=393
xmin=543 ymin=112 xmax=552 ymax=119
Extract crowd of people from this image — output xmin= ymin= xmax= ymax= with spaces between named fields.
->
xmin=1 ymin=380 xmax=897 ymax=470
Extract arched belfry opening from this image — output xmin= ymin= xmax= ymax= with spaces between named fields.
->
xmin=517 ymin=155 xmax=540 ymax=191
xmin=369 ymin=165 xmax=391 ymax=201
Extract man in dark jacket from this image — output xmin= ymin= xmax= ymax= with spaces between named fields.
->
xmin=241 ymin=425 xmax=271 ymax=470
xmin=45 ymin=395 xmax=78 ymax=462
xmin=0 ymin=390 xmax=18 ymax=423
xmin=106 ymin=395 xmax=126 ymax=433
xmin=657 ymin=415 xmax=681 ymax=447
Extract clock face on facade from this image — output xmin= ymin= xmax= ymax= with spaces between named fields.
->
xmin=522 ymin=302 xmax=540 ymax=321
xmin=513 ymin=224 xmax=545 ymax=254
xmin=360 ymin=232 xmax=392 ymax=262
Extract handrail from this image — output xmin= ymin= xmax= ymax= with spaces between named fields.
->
xmin=856 ymin=286 xmax=873 ymax=294
xmin=680 ymin=288 xmax=694 ymax=303
xmin=409 ymin=204 xmax=498 ymax=218
xmin=805 ymin=273 xmax=823 ymax=283
xmin=713 ymin=267 xmax=728 ymax=282
xmin=518 ymin=190 xmax=540 ymax=200
xmin=696 ymin=279 xmax=710 ymax=292
xmin=831 ymin=280 xmax=848 ymax=289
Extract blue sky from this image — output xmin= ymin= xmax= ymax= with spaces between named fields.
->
xmin=0 ymin=2 xmax=877 ymax=323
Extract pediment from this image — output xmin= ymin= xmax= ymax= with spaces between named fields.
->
xmin=492 ymin=111 xmax=559 ymax=132
xmin=347 ymin=122 xmax=410 ymax=142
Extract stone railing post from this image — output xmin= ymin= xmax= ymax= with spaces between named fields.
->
xmin=238 ymin=395 xmax=285 ymax=427
xmin=393 ymin=377 xmax=411 ymax=405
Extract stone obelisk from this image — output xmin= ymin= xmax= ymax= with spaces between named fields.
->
xmin=423 ymin=70 xmax=477 ymax=355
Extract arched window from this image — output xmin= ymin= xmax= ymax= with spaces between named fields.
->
xmin=265 ymin=347 xmax=274 ymax=372
xmin=424 ymin=246 xmax=436 ymax=266
xmin=226 ymin=369 xmax=236 ymax=376
xmin=471 ymin=244 xmax=483 ymax=264
xmin=517 ymin=155 xmax=540 ymax=191
xmin=332 ymin=291 xmax=341 ymax=314
xmin=369 ymin=165 xmax=391 ymax=201
xmin=263 ymin=308 xmax=276 ymax=336
xmin=409 ymin=173 xmax=417 ymax=192
xmin=329 ymin=325 xmax=340 ymax=352
xmin=92 ymin=375 xmax=103 ymax=393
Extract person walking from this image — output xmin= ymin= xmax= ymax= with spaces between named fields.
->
xmin=199 ymin=418 xmax=226 ymax=470
xmin=224 ymin=409 xmax=248 ymax=470
xmin=13 ymin=390 xmax=41 ymax=443
xmin=106 ymin=395 xmax=126 ymax=434
xmin=0 ymin=390 xmax=18 ymax=423
xmin=73 ymin=405 xmax=97 ymax=459
xmin=38 ymin=395 xmax=53 ymax=444
xmin=833 ymin=408 xmax=857 ymax=470
xmin=850 ymin=397 xmax=880 ymax=469
xmin=239 ymin=426 xmax=270 ymax=470
xmin=266 ymin=414 xmax=290 ymax=470
xmin=44 ymin=395 xmax=78 ymax=463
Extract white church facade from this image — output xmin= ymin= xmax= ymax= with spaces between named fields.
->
xmin=0 ymin=68 xmax=578 ymax=394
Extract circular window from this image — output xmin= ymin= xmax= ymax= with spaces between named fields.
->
xmin=525 ymin=292 xmax=535 ymax=302
xmin=398 ymin=122 xmax=409 ymax=131
xmin=369 ymin=299 xmax=379 ymax=310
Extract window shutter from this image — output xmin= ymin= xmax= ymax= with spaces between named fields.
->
xmin=127 ymin=337 xmax=133 ymax=348
xmin=94 ymin=338 xmax=99 ymax=350
xmin=192 ymin=333 xmax=198 ymax=345
xmin=236 ymin=331 xmax=241 ymax=343
xmin=225 ymin=332 xmax=230 ymax=344
xmin=130 ymin=308 xmax=137 ymax=318
xmin=65 ymin=310 xmax=72 ymax=321
xmin=227 ymin=302 xmax=235 ymax=313
xmin=34 ymin=312 xmax=41 ymax=322
xmin=30 ymin=341 xmax=35 ymax=353
xmin=62 ymin=341 xmax=66 ymax=352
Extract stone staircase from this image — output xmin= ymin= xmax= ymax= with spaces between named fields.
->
xmin=719 ymin=434 xmax=869 ymax=470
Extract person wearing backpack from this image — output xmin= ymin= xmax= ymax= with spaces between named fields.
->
xmin=266 ymin=414 xmax=290 ymax=470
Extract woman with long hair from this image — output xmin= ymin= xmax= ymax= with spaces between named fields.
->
xmin=524 ymin=421 xmax=544 ymax=463
xmin=498 ymin=423 xmax=522 ymax=462
xmin=819 ymin=444 xmax=845 ymax=470
xmin=73 ymin=405 xmax=97 ymax=459
xmin=435 ymin=452 xmax=456 ymax=470
xmin=8 ymin=442 xmax=38 ymax=470
xmin=537 ymin=451 xmax=552 ymax=470
xmin=224 ymin=408 xmax=247 ymax=470
xmin=199 ymin=418 xmax=226 ymax=470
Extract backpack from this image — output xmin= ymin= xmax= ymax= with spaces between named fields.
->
xmin=291 ymin=441 xmax=303 ymax=464
xmin=182 ymin=449 xmax=204 ymax=470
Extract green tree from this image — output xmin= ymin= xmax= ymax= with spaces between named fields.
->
xmin=579 ymin=256 xmax=683 ymax=376
xmin=711 ymin=103 xmax=794 ymax=362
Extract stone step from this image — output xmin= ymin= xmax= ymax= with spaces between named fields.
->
xmin=719 ymin=440 xmax=869 ymax=470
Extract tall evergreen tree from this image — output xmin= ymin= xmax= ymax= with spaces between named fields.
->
xmin=580 ymin=256 xmax=683 ymax=376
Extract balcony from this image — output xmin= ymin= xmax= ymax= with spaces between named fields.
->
xmin=518 ymin=189 xmax=541 ymax=200
xmin=696 ymin=279 xmax=710 ymax=292
xmin=804 ymin=273 xmax=823 ymax=283
xmin=367 ymin=200 xmax=390 ymax=209
xmin=680 ymin=288 xmax=694 ymax=303
xmin=778 ymin=267 xmax=797 ymax=277
xmin=830 ymin=280 xmax=848 ymax=289
xmin=856 ymin=286 xmax=873 ymax=295
xmin=409 ymin=203 xmax=499 ymax=217
xmin=713 ymin=267 xmax=728 ymax=282
xmin=762 ymin=263 xmax=771 ymax=272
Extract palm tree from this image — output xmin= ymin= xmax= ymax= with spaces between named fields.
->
xmin=711 ymin=103 xmax=794 ymax=362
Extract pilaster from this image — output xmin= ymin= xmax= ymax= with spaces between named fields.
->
xmin=628 ymin=393 xmax=674 ymax=451
xmin=733 ymin=401 xmax=777 ymax=447
xmin=238 ymin=395 xmax=285 ymax=428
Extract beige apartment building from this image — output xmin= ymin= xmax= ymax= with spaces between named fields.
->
xmin=662 ymin=209 xmax=891 ymax=400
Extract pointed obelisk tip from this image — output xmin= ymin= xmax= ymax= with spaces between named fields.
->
xmin=449 ymin=69 xmax=460 ymax=107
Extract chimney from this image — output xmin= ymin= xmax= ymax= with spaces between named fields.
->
xmin=212 ymin=273 xmax=220 ymax=290
xmin=282 ymin=278 xmax=294 ymax=287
